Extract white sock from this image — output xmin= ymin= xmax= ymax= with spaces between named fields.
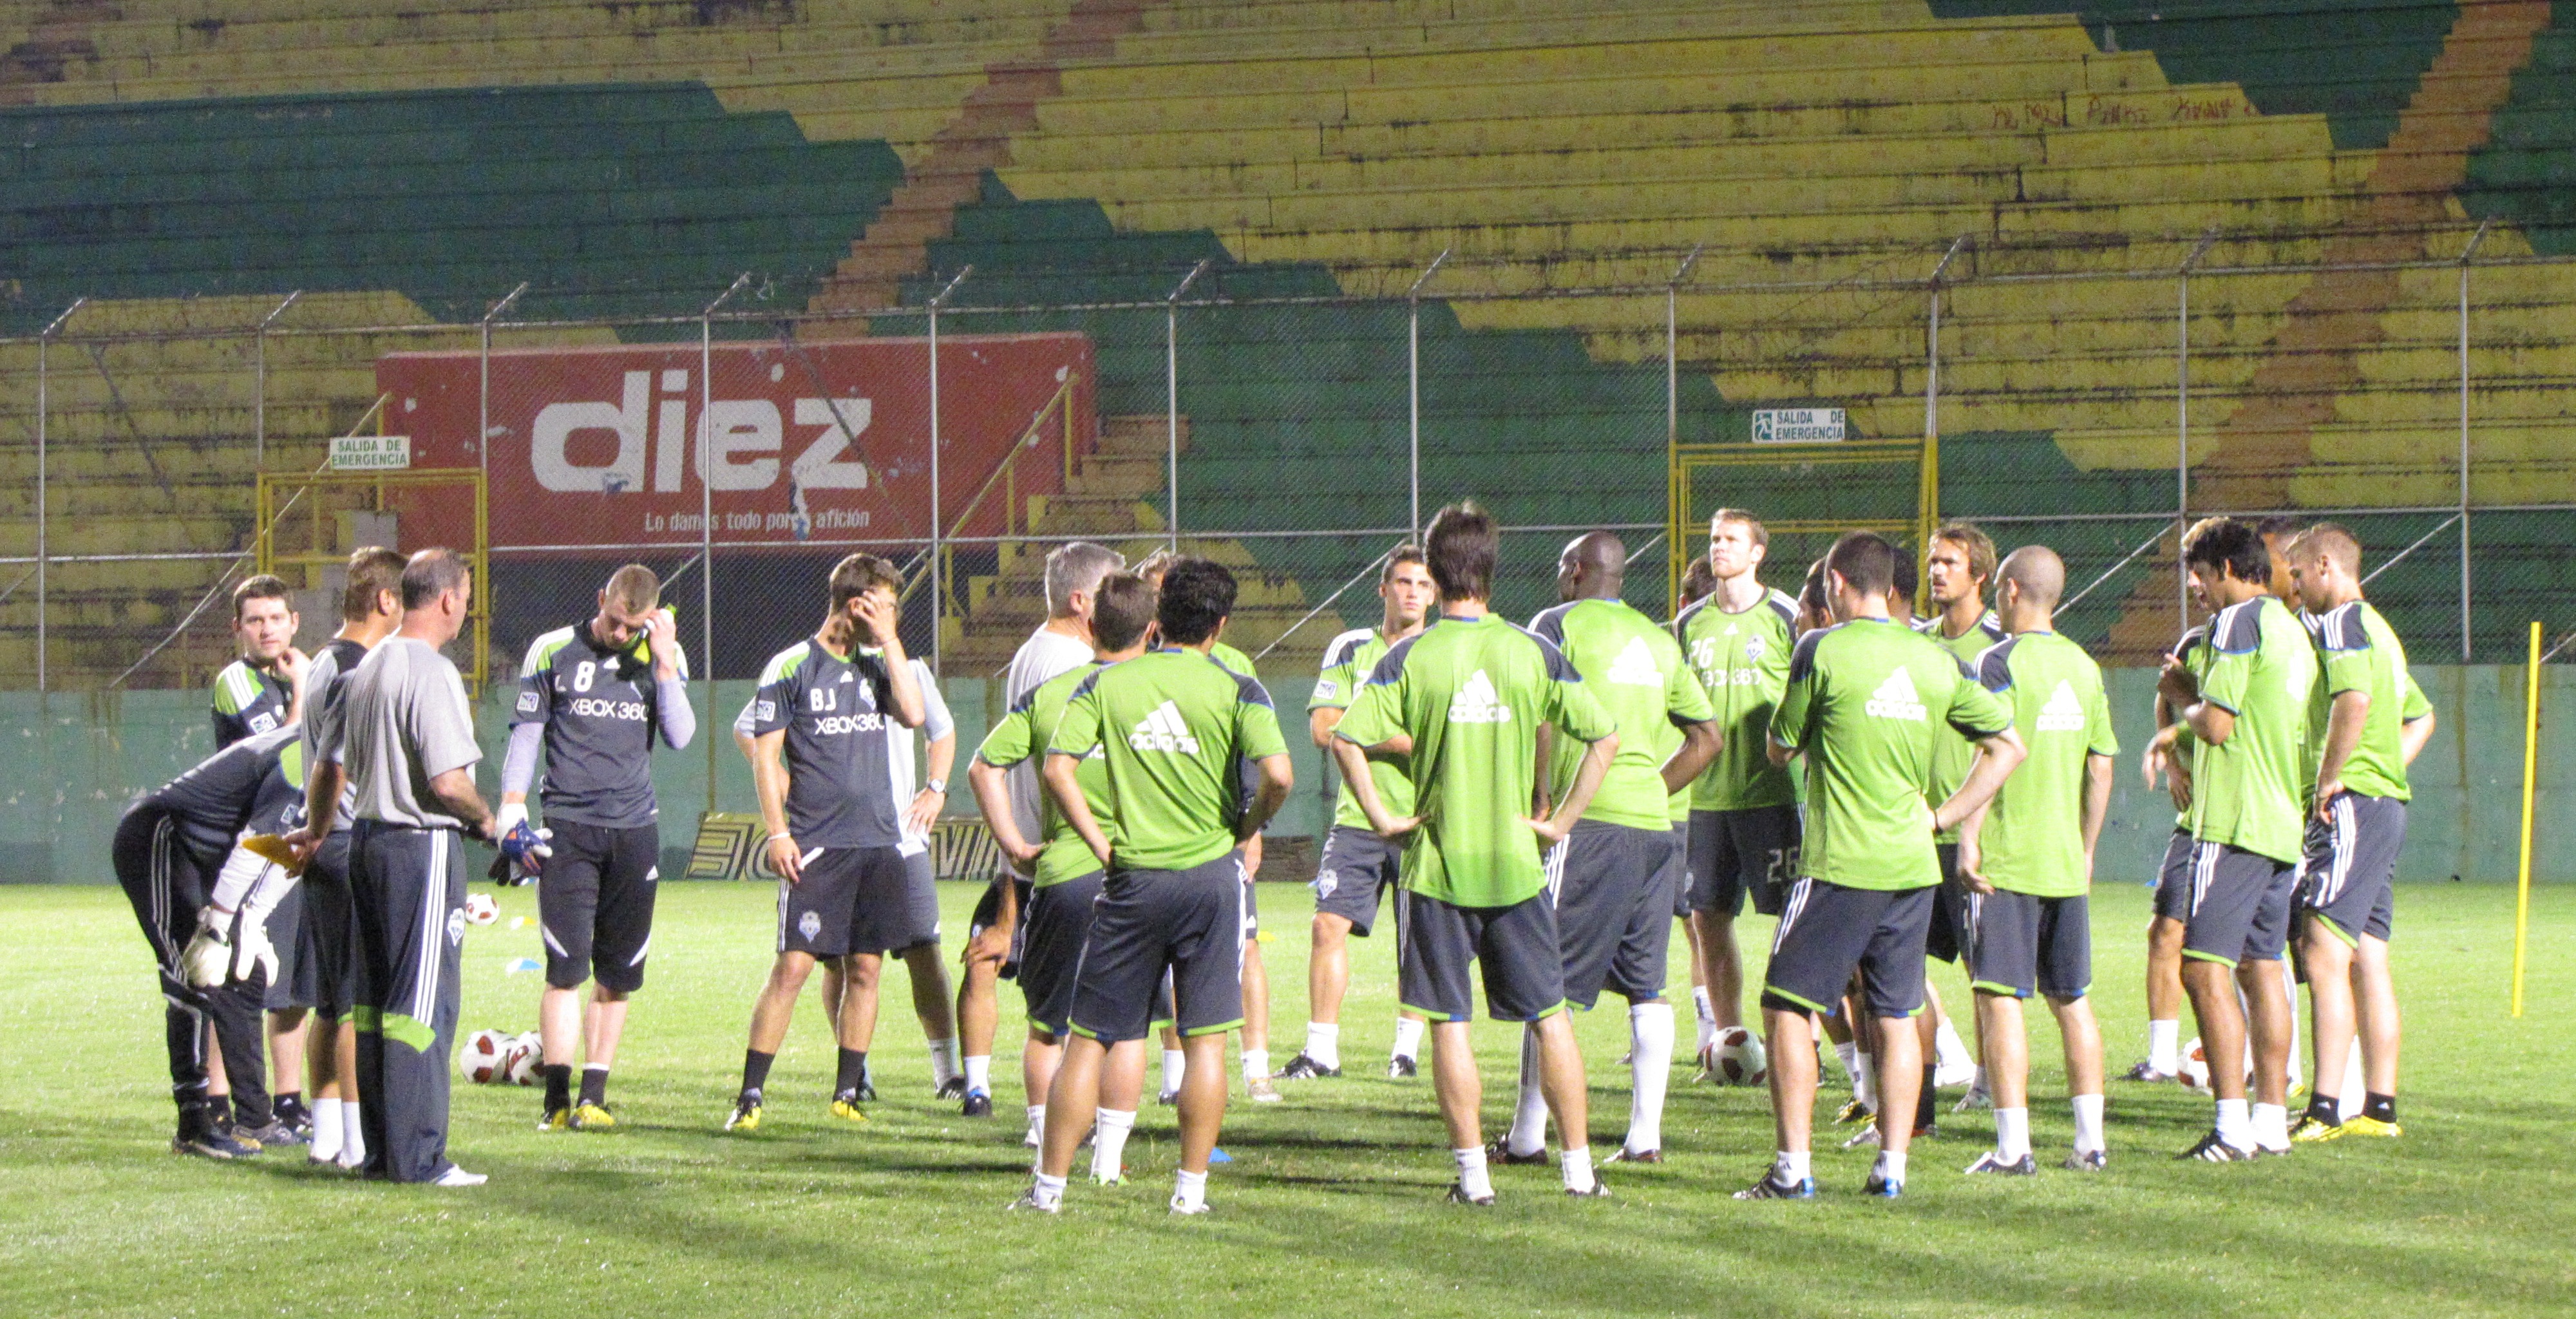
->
xmin=1505 ymin=1027 xmax=1549 ymax=1157
xmin=2215 ymin=1097 xmax=2253 ymax=1150
xmin=1692 ymin=986 xmax=1718 ymax=1054
xmin=1774 ymin=1149 xmax=1810 ymax=1183
xmin=2148 ymin=1019 xmax=2181 ymax=1073
xmin=1025 ymin=1104 xmax=1046 ymax=1146
xmin=1993 ymin=1106 xmax=2031 ymax=1161
xmin=1242 ymin=1049 xmax=1269 ymax=1083
xmin=1625 ymin=1002 xmax=1674 ymax=1154
xmin=2251 ymin=1102 xmax=2289 ymax=1150
xmin=1092 ymin=1108 xmax=1136 ymax=1182
xmin=1172 ymin=1166 xmax=1208 ymax=1211
xmin=1854 ymin=1053 xmax=1879 ymax=1112
xmin=1560 ymin=1144 xmax=1596 ymax=1194
xmin=1454 ymin=1146 xmax=1492 ymax=1200
xmin=308 ymin=1098 xmax=343 ymax=1162
xmin=1970 ymin=1065 xmax=1989 ymax=1095
xmin=1305 ymin=1022 xmax=1341 ymax=1070
xmin=1833 ymin=1041 xmax=1863 ymax=1089
xmin=928 ymin=1038 xmax=961 ymax=1087
xmin=1935 ymin=1019 xmax=1971 ymax=1073
xmin=963 ymin=1055 xmax=991 ymax=1095
xmin=2280 ymin=960 xmax=2304 ymax=1091
xmin=1030 ymin=1172 xmax=1066 ymax=1209
xmin=1873 ymin=1148 xmax=1908 ymax=1184
xmin=337 ymin=1101 xmax=366 ymax=1168
xmin=1390 ymin=1016 xmax=1425 ymax=1062
xmin=2070 ymin=1093 xmax=2105 ymax=1153
xmin=1161 ymin=1049 xmax=1186 ymax=1096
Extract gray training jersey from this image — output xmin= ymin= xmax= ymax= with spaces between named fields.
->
xmin=301 ymin=636 xmax=369 ymax=833
xmin=327 ymin=636 xmax=484 ymax=830
xmin=513 ymin=622 xmax=689 ymax=828
xmin=138 ymin=723 xmax=307 ymax=866
xmin=747 ymin=638 xmax=901 ymax=849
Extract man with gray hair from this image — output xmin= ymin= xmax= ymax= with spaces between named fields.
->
xmin=290 ymin=547 xmax=496 ymax=1186
xmin=962 ymin=540 xmax=1125 ymax=1134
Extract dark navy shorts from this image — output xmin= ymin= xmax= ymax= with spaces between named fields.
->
xmin=1312 ymin=825 xmax=1404 ymax=936
xmin=1545 ymin=820 xmax=1675 ymax=1009
xmin=1965 ymin=889 xmax=2090 ymax=1000
xmin=1761 ymin=879 xmax=1933 ymax=1021
xmin=1397 ymin=889 xmax=1567 ymax=1023
xmin=1069 ymin=852 xmax=1245 ymax=1043
xmin=1686 ymin=805 xmax=1799 ymax=918
xmin=2299 ymin=793 xmax=2407 ymax=945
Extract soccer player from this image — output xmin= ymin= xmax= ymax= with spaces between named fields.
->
xmin=1919 ymin=522 xmax=2007 ymax=1110
xmin=725 ymin=554 xmax=929 ymax=1132
xmin=961 ymin=542 xmax=1126 ymax=1123
xmin=1500 ymin=531 xmax=1717 ymax=1164
xmin=1276 ymin=546 xmax=1438 ymax=1083
xmin=214 ymin=574 xmax=317 ymax=1143
xmin=1956 ymin=546 xmax=2117 ymax=1173
xmin=2284 ymin=524 xmax=2436 ymax=1141
xmin=1674 ymin=509 xmax=1800 ymax=1079
xmin=1737 ymin=531 xmax=2022 ymax=1200
xmin=293 ymin=546 xmax=407 ymax=1168
xmin=972 ymin=571 xmax=1161 ymax=1177
xmin=292 ymin=547 xmax=496 ymax=1186
xmin=113 ymin=724 xmax=306 ymax=1159
xmin=1330 ymin=503 xmax=1620 ymax=1204
xmin=2128 ymin=609 xmax=2207 ymax=1085
xmin=2150 ymin=516 xmax=2313 ymax=1161
xmin=1018 ymin=558 xmax=1293 ymax=1215
xmin=502 ymin=565 xmax=697 ymax=1130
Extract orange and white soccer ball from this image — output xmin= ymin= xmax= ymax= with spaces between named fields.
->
xmin=463 ymin=893 xmax=499 ymax=926
xmin=2178 ymin=1037 xmax=2213 ymax=1093
xmin=504 ymin=1032 xmax=543 ymax=1086
xmin=457 ymin=1029 xmax=513 ymax=1084
xmin=1712 ymin=1026 xmax=1768 ymax=1085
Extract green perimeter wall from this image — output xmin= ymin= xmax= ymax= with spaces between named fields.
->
xmin=3 ymin=669 xmax=2566 ymax=889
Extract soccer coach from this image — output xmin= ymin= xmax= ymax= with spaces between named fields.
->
xmin=293 ymin=547 xmax=496 ymax=1186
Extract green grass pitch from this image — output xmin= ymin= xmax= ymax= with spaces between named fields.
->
xmin=1 ymin=880 xmax=2568 ymax=1318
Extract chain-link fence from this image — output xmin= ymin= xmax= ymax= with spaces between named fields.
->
xmin=6 ymin=231 xmax=2576 ymax=715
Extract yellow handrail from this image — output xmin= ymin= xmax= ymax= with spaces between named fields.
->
xmin=2513 ymin=620 xmax=2540 ymax=1017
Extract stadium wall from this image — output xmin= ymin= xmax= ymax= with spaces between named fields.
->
xmin=0 ymin=667 xmax=2562 ymax=888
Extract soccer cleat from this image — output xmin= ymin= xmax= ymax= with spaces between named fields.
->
xmin=1603 ymin=1146 xmax=1663 ymax=1165
xmin=2062 ymin=1148 xmax=2108 ymax=1172
xmin=2120 ymin=1060 xmax=2178 ymax=1084
xmin=2252 ymin=1141 xmax=2293 ymax=1159
xmin=537 ymin=1105 xmax=573 ymax=1132
xmin=272 ymin=1096 xmax=315 ymax=1142
xmin=1841 ymin=1122 xmax=1882 ymax=1150
xmin=1834 ymin=1098 xmax=1875 ymax=1124
xmin=173 ymin=1124 xmax=261 ymax=1161
xmin=1565 ymin=1180 xmax=1613 ymax=1198
xmin=1169 ymin=1195 xmax=1211 ymax=1215
xmin=431 ymin=1165 xmax=489 ymax=1188
xmin=829 ymin=1091 xmax=872 ymax=1124
xmin=1444 ymin=1183 xmax=1497 ymax=1207
xmin=1007 ymin=1189 xmax=1061 ymax=1214
xmin=2287 ymin=1114 xmax=2342 ymax=1143
xmin=1963 ymin=1152 xmax=2038 ymax=1176
xmin=1156 ymin=1089 xmax=1180 ymax=1107
xmin=1862 ymin=1172 xmax=1904 ymax=1199
xmin=724 ymin=1097 xmax=764 ymax=1133
xmin=2176 ymin=1130 xmax=2253 ymax=1162
xmin=1247 ymin=1076 xmax=1282 ymax=1103
xmin=1953 ymin=1085 xmax=1993 ymax=1114
xmin=571 ymin=1103 xmax=618 ymax=1131
xmin=236 ymin=1119 xmax=305 ymax=1148
xmin=1484 ymin=1139 xmax=1549 ymax=1166
xmin=1274 ymin=1052 xmax=1341 ymax=1081
xmin=2318 ymin=1114 xmax=2402 ymax=1140
xmin=849 ymin=1079 xmax=879 ymax=1103
xmin=961 ymin=1090 xmax=994 ymax=1119
xmin=935 ymin=1077 xmax=967 ymax=1102
xmin=1092 ymin=1169 xmax=1125 ymax=1187
xmin=1385 ymin=1054 xmax=1419 ymax=1079
xmin=1734 ymin=1172 xmax=1816 ymax=1200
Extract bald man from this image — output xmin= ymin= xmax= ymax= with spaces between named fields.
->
xmin=1510 ymin=533 xmax=1719 ymax=1164
xmin=1956 ymin=547 xmax=2117 ymax=1173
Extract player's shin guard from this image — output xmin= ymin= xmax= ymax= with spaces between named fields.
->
xmin=1626 ymin=1002 xmax=1674 ymax=1153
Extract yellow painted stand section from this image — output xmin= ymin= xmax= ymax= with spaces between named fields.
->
xmin=2512 ymin=620 xmax=2540 ymax=1018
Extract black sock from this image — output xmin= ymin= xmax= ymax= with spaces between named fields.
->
xmin=579 ymin=1066 xmax=608 ymax=1108
xmin=274 ymin=1092 xmax=306 ymax=1123
xmin=2304 ymin=1092 xmax=2342 ymax=1126
xmin=209 ymin=1094 xmax=234 ymax=1127
xmin=542 ymin=1063 xmax=573 ymax=1111
xmin=741 ymin=1049 xmax=775 ymax=1099
xmin=2363 ymin=1092 xmax=2397 ymax=1123
xmin=837 ymin=1049 xmax=871 ymax=1096
xmin=1914 ymin=1064 xmax=1937 ymax=1132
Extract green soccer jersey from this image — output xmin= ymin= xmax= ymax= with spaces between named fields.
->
xmin=1971 ymin=631 xmax=2118 ymax=897
xmin=974 ymin=661 xmax=1110 ymax=887
xmin=1918 ymin=611 xmax=2008 ymax=840
xmin=2163 ymin=623 xmax=2213 ymax=830
xmin=1049 ymin=647 xmax=1289 ymax=873
xmin=1675 ymin=587 xmax=1801 ymax=811
xmin=2189 ymin=595 xmax=2316 ymax=864
xmin=1311 ymin=626 xmax=1415 ymax=830
xmin=2305 ymin=600 xmax=2432 ymax=802
xmin=1531 ymin=598 xmax=1712 ymax=831
xmin=1211 ymin=640 xmax=1258 ymax=681
xmin=1333 ymin=612 xmax=1615 ymax=907
xmin=1769 ymin=616 xmax=2012 ymax=891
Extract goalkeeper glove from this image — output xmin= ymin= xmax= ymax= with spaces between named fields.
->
xmin=499 ymin=819 xmax=553 ymax=882
xmin=232 ymin=917 xmax=279 ymax=988
xmin=181 ymin=909 xmax=234 ymax=989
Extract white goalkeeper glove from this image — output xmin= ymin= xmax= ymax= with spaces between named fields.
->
xmin=181 ymin=909 xmax=234 ymax=989
xmin=232 ymin=916 xmax=279 ymax=987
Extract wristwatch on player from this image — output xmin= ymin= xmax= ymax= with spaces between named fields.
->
xmin=925 ymin=777 xmax=947 ymax=795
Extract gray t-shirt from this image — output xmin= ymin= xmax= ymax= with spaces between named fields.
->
xmin=301 ymin=636 xmax=370 ymax=833
xmin=328 ymin=636 xmax=483 ymax=829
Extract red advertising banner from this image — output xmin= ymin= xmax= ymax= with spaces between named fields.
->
xmin=375 ymin=333 xmax=1094 ymax=549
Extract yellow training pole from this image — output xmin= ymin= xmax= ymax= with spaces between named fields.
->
xmin=2513 ymin=621 xmax=2540 ymax=1017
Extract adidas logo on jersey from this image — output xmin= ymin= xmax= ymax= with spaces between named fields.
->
xmin=2036 ymin=679 xmax=2087 ymax=733
xmin=1448 ymin=669 xmax=1512 ymax=723
xmin=1864 ymin=667 xmax=1927 ymax=721
xmin=1128 ymin=701 xmax=1201 ymax=754
xmin=1606 ymin=637 xmax=1666 ymax=687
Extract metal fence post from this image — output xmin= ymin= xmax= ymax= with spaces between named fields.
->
xmin=2459 ymin=221 xmax=2490 ymax=660
xmin=2177 ymin=230 xmax=2217 ymax=620
xmin=478 ymin=283 xmax=527 ymax=488
xmin=253 ymin=291 xmax=299 ymax=469
xmin=1406 ymin=250 xmax=1447 ymax=538
xmin=701 ymin=274 xmax=751 ymax=813
xmin=1666 ymin=245 xmax=1701 ymax=609
xmin=1166 ymin=260 xmax=1209 ymax=553
xmin=927 ymin=267 xmax=971 ymax=674
xmin=1919 ymin=238 xmax=1966 ymax=562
